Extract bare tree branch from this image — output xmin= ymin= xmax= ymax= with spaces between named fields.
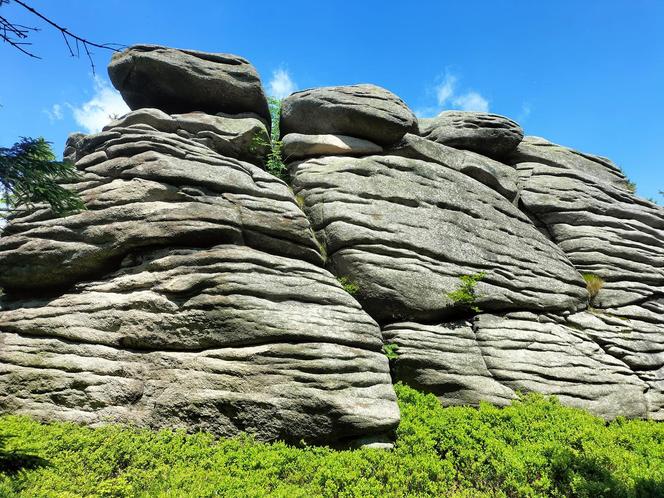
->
xmin=0 ymin=0 xmax=124 ymax=72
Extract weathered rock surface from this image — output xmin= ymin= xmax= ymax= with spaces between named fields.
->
xmin=385 ymin=313 xmax=651 ymax=419
xmin=0 ymin=113 xmax=320 ymax=293
xmin=0 ymin=245 xmax=399 ymax=443
xmin=389 ymin=133 xmax=518 ymax=200
xmin=419 ymin=111 xmax=524 ymax=159
xmin=282 ymin=133 xmax=383 ymax=160
xmin=510 ymin=136 xmax=631 ymax=189
xmin=280 ymin=84 xmax=418 ymax=145
xmin=2 ymin=46 xmax=663 ymax=438
xmin=382 ymin=321 xmax=516 ymax=407
xmin=108 ymin=45 xmax=270 ymax=120
xmin=102 ymin=108 xmax=270 ymax=164
xmin=514 ymin=144 xmax=664 ymax=308
xmin=290 ymin=154 xmax=587 ymax=324
xmin=566 ymin=305 xmax=664 ymax=420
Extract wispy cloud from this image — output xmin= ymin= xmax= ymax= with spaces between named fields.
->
xmin=452 ymin=92 xmax=489 ymax=112
xmin=268 ymin=68 xmax=296 ymax=99
xmin=70 ymin=76 xmax=129 ymax=134
xmin=436 ymin=73 xmax=457 ymax=106
xmin=517 ymin=102 xmax=532 ymax=122
xmin=420 ymin=71 xmax=490 ymax=117
xmin=44 ymin=104 xmax=64 ymax=122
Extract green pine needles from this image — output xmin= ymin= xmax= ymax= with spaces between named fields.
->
xmin=0 ymin=137 xmax=85 ymax=217
xmin=446 ymin=271 xmax=487 ymax=313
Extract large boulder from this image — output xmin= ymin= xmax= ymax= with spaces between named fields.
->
xmin=108 ymin=45 xmax=270 ymax=120
xmin=419 ymin=111 xmax=524 ymax=159
xmin=382 ymin=321 xmax=516 ymax=407
xmin=513 ymin=144 xmax=664 ymax=308
xmin=0 ymin=107 xmax=400 ymax=444
xmin=0 ymin=111 xmax=320 ymax=293
xmin=510 ymin=136 xmax=630 ymax=189
xmin=389 ymin=133 xmax=518 ymax=200
xmin=280 ymin=84 xmax=418 ymax=145
xmin=384 ymin=312 xmax=651 ymax=419
xmin=290 ymin=154 xmax=587 ymax=324
xmin=0 ymin=245 xmax=399 ymax=443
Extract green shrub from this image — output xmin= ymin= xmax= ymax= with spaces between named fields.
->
xmin=582 ymin=273 xmax=605 ymax=301
xmin=251 ymin=97 xmax=287 ymax=180
xmin=446 ymin=271 xmax=486 ymax=313
xmin=336 ymin=275 xmax=359 ymax=295
xmin=383 ymin=343 xmax=399 ymax=360
xmin=1 ymin=385 xmax=663 ymax=497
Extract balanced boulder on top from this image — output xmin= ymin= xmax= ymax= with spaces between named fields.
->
xmin=280 ymin=84 xmax=418 ymax=145
xmin=420 ymin=111 xmax=524 ymax=159
xmin=108 ymin=44 xmax=271 ymax=121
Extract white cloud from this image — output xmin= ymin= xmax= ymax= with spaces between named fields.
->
xmin=70 ymin=76 xmax=129 ymax=134
xmin=452 ymin=91 xmax=490 ymax=112
xmin=44 ymin=103 xmax=64 ymax=122
xmin=268 ymin=69 xmax=296 ymax=99
xmin=422 ymin=71 xmax=490 ymax=116
xmin=435 ymin=73 xmax=457 ymax=107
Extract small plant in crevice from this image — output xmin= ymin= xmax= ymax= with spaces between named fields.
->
xmin=336 ymin=275 xmax=359 ymax=295
xmin=582 ymin=273 xmax=605 ymax=302
xmin=383 ymin=343 xmax=399 ymax=360
xmin=446 ymin=271 xmax=486 ymax=313
xmin=250 ymin=97 xmax=287 ymax=180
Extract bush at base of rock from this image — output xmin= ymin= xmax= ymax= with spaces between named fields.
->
xmin=1 ymin=384 xmax=663 ymax=498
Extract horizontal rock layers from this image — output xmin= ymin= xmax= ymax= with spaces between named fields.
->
xmin=0 ymin=51 xmax=401 ymax=445
xmin=0 ymin=245 xmax=398 ymax=442
xmin=1 ymin=45 xmax=663 ymax=437
xmin=290 ymin=154 xmax=587 ymax=324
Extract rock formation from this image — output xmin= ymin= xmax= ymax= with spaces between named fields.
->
xmin=1 ymin=44 xmax=663 ymax=445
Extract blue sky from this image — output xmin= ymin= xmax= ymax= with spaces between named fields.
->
xmin=1 ymin=0 xmax=663 ymax=200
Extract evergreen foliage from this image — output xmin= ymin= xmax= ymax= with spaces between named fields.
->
xmin=446 ymin=271 xmax=487 ymax=313
xmin=0 ymin=137 xmax=85 ymax=217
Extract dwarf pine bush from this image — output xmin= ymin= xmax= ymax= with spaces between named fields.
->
xmin=1 ymin=384 xmax=663 ymax=497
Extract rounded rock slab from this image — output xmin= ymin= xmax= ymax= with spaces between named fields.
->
xmin=420 ymin=111 xmax=524 ymax=159
xmin=108 ymin=44 xmax=270 ymax=121
xmin=282 ymin=133 xmax=383 ymax=160
xmin=280 ymin=84 xmax=418 ymax=146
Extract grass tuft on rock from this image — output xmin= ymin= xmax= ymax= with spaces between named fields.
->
xmin=1 ymin=384 xmax=663 ymax=497
xmin=582 ymin=273 xmax=605 ymax=301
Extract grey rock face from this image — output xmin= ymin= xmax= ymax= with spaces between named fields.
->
xmin=510 ymin=136 xmax=631 ymax=189
xmin=566 ymin=304 xmax=664 ymax=420
xmin=282 ymin=133 xmax=383 ymax=160
xmin=108 ymin=45 xmax=270 ymax=120
xmin=0 ymin=112 xmax=320 ymax=293
xmin=419 ymin=111 xmax=524 ymax=159
xmin=3 ymin=46 xmax=663 ymax=437
xmin=280 ymin=84 xmax=418 ymax=145
xmin=385 ymin=313 xmax=650 ymax=419
xmin=290 ymin=154 xmax=587 ymax=324
xmin=389 ymin=133 xmax=518 ymax=200
xmin=515 ymin=147 xmax=664 ymax=308
xmin=0 ymin=245 xmax=399 ymax=443
xmin=103 ymin=108 xmax=270 ymax=164
xmin=383 ymin=321 xmax=516 ymax=407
